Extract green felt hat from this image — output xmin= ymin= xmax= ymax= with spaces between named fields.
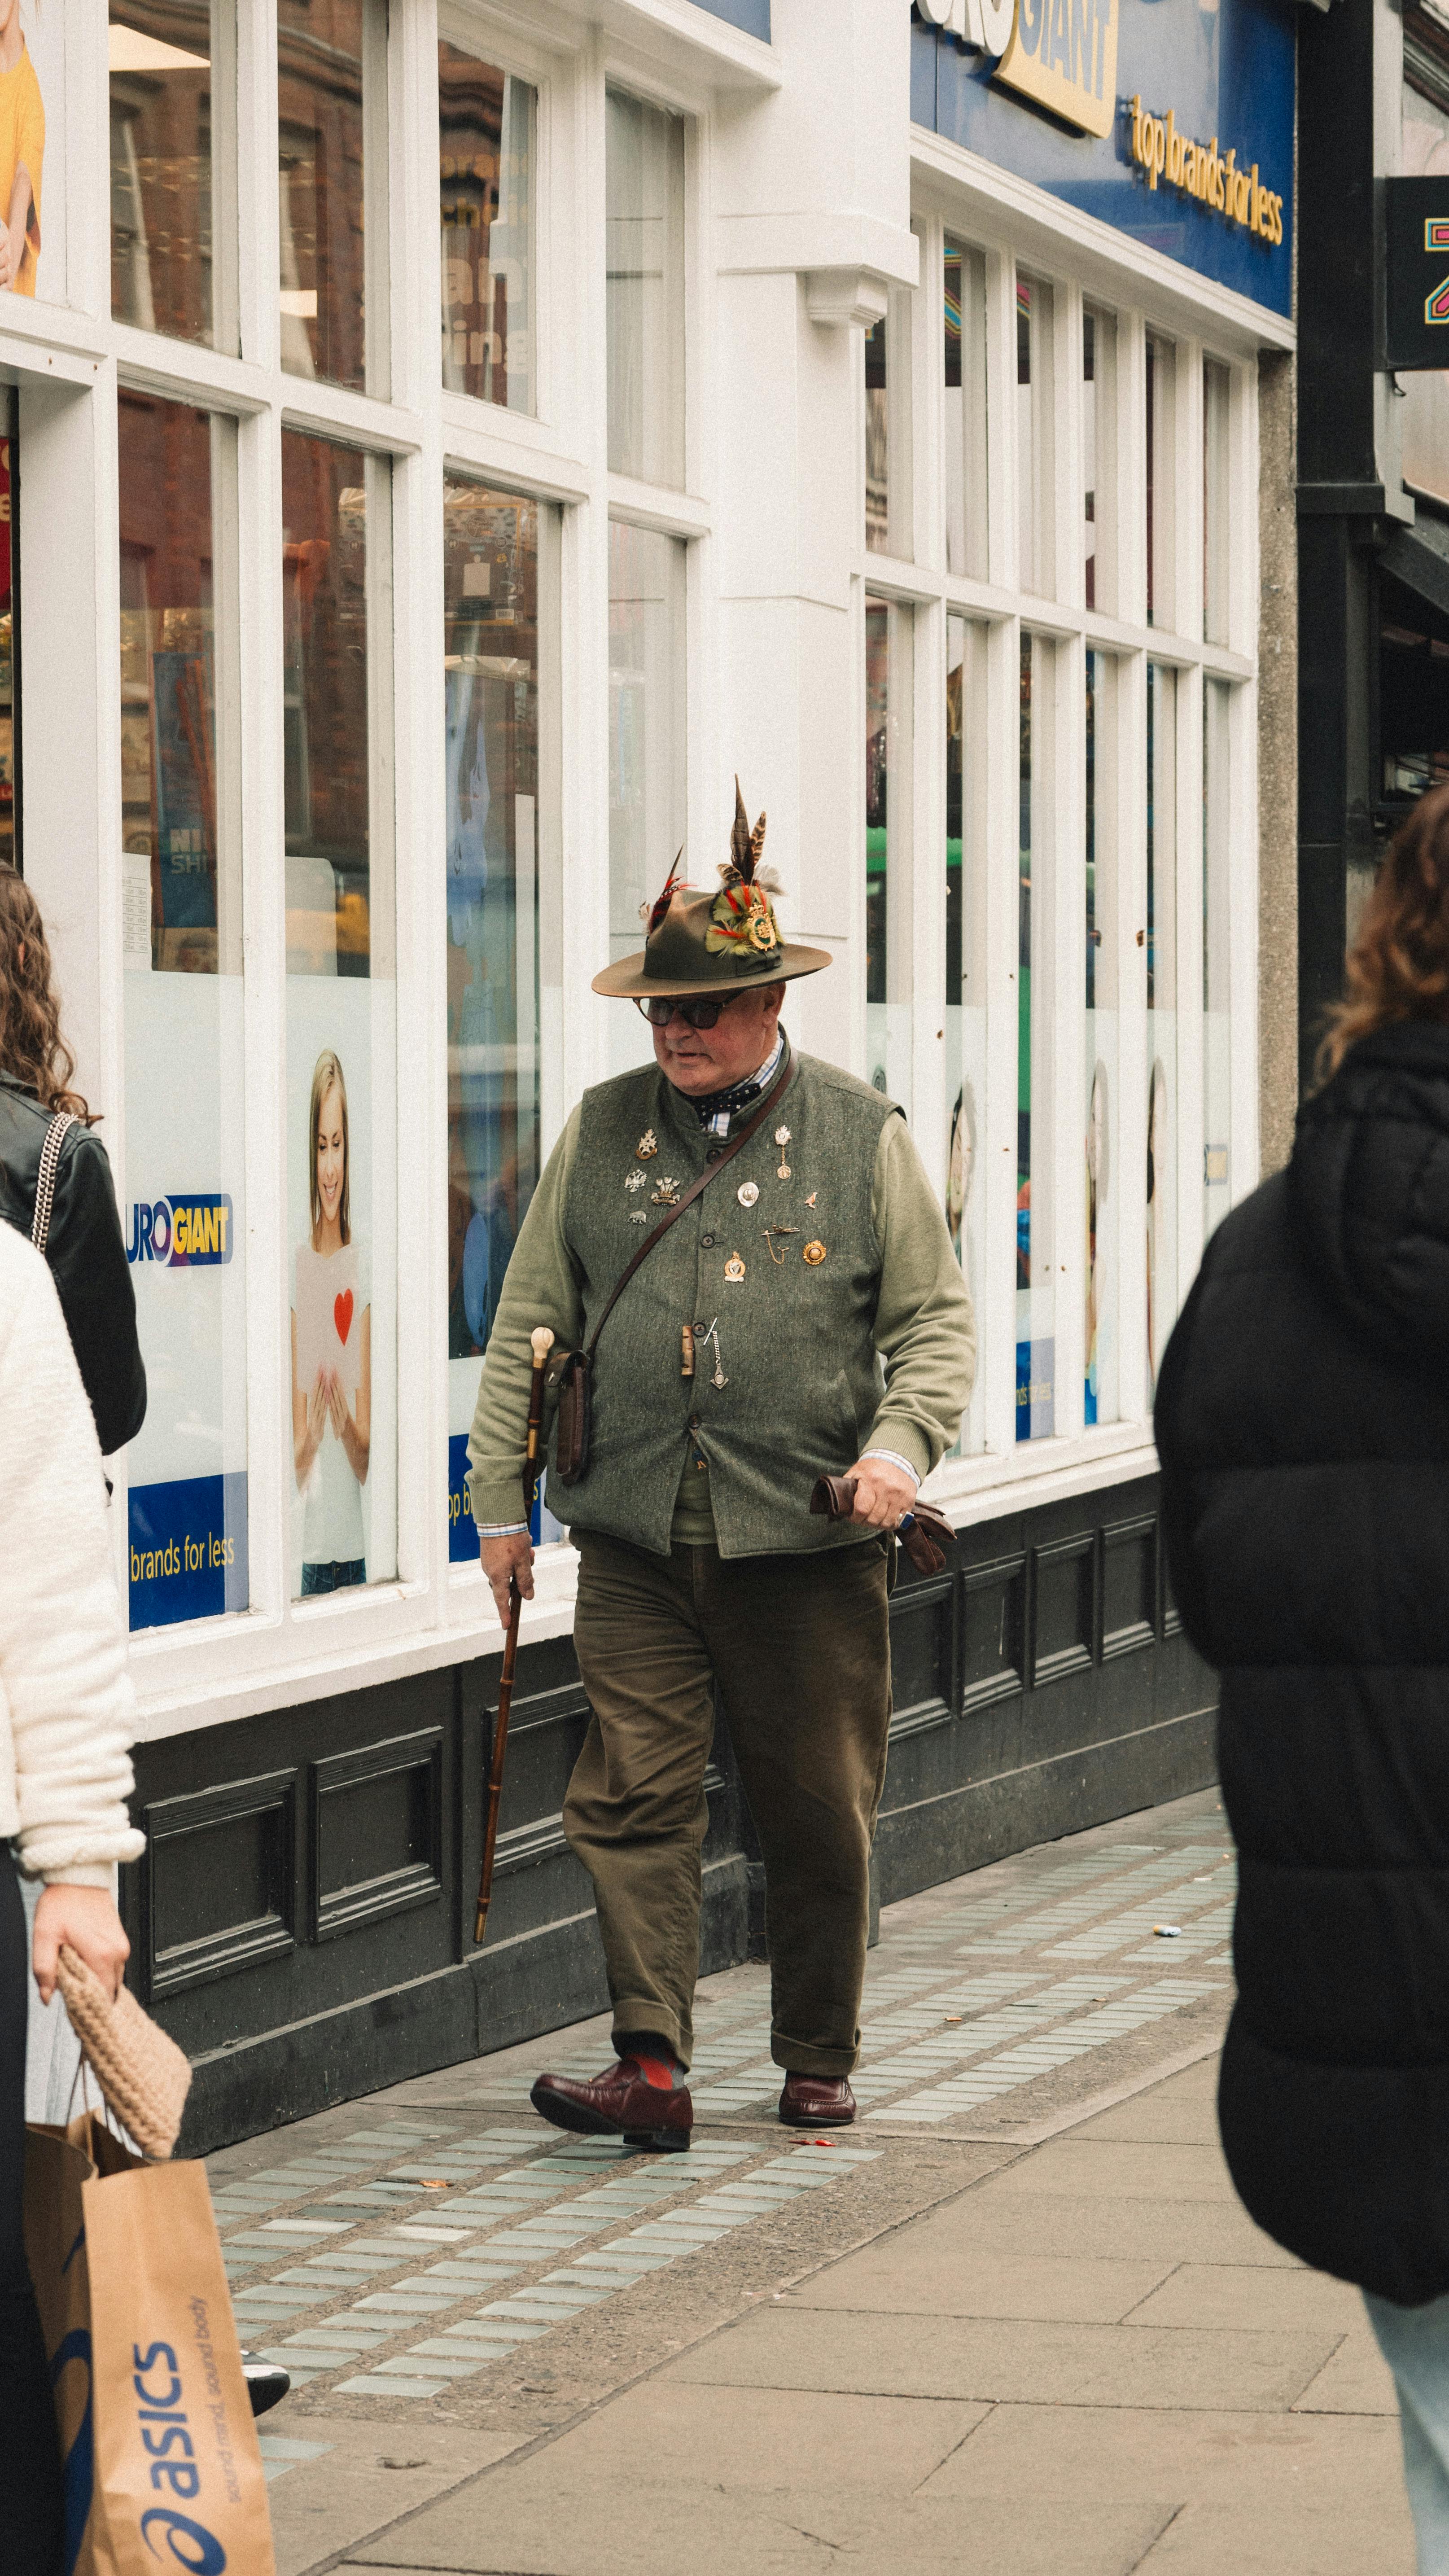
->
xmin=591 ymin=782 xmax=833 ymax=1000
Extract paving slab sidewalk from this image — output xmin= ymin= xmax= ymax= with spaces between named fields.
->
xmin=230 ymin=1791 xmax=1414 ymax=2576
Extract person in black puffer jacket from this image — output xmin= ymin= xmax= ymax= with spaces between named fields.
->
xmin=1156 ymin=780 xmax=1449 ymax=2573
xmin=0 ymin=866 xmax=144 ymax=1454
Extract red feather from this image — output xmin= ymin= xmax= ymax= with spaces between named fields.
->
xmin=646 ymin=850 xmax=686 ymax=934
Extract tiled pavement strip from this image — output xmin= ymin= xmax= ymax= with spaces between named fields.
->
xmin=210 ymin=1796 xmax=1239 ymax=2418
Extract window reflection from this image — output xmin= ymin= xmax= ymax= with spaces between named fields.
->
xmin=946 ymin=609 xmax=985 ymax=1456
xmin=1203 ymin=358 xmax=1230 ymax=646
xmin=278 ymin=0 xmax=368 ymax=392
xmin=605 ymin=88 xmax=684 ymax=489
xmin=1016 ymin=274 xmax=1053 ymax=598
xmin=1017 ymin=631 xmax=1054 ymax=1439
xmin=0 ymin=397 xmax=17 ymax=873
xmin=119 ymin=394 xmax=247 ymax=1632
xmin=110 ymin=4 xmax=215 ymax=346
xmin=282 ymin=434 xmax=370 ymax=975
xmin=439 ymin=44 xmax=534 ymax=413
xmin=119 ymin=395 xmax=229 ymax=975
xmin=1146 ymin=660 xmax=1178 ymax=1393
xmin=445 ymin=482 xmax=542 ymax=1551
xmin=1085 ymin=649 xmax=1117 ymax=1426
xmin=1146 ymin=334 xmax=1173 ymax=628
xmin=607 ymin=521 xmax=685 ymax=1077
xmin=866 ymin=310 xmax=888 ymax=555
xmin=1203 ymin=679 xmax=1232 ymax=1243
xmin=944 ymin=239 xmax=987 ymax=579
xmin=282 ymin=434 xmax=395 ymax=1600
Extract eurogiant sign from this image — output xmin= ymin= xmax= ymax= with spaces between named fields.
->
xmin=917 ymin=0 xmax=1118 ymax=140
xmin=911 ymin=0 xmax=1295 ymax=322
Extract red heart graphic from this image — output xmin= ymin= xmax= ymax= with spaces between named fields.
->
xmin=334 ymin=1289 xmax=354 ymax=1346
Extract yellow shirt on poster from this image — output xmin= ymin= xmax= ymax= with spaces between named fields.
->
xmin=0 ymin=47 xmax=43 ymax=299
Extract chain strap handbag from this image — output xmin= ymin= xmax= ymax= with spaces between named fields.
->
xmin=552 ymin=1048 xmax=797 ymax=1485
xmin=30 ymin=1108 xmax=76 ymax=1259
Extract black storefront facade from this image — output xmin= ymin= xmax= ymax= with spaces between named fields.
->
xmin=0 ymin=0 xmax=1308 ymax=2151
xmin=1297 ymin=0 xmax=1449 ymax=1088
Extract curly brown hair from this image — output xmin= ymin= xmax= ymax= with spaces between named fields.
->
xmin=0 ymin=866 xmax=93 ymax=1121
xmin=1318 ymin=783 xmax=1449 ymax=1084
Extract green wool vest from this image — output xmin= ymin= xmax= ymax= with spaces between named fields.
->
xmin=551 ymin=1049 xmax=900 ymax=1559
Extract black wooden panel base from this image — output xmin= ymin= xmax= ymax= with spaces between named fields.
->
xmin=176 ymin=1858 xmax=751 ymax=2155
xmin=122 ymin=1472 xmax=1217 ymax=2155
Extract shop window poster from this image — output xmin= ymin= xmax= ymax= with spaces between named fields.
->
xmin=0 ymin=2 xmax=63 ymax=305
xmin=287 ymin=977 xmax=398 ymax=1600
xmin=125 ymin=972 xmax=248 ymax=1630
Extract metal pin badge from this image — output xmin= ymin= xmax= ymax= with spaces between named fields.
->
xmin=803 ymin=1240 xmax=827 ymax=1266
xmin=737 ymin=1180 xmax=760 ymax=1208
xmin=724 ymin=1253 xmax=746 ymax=1282
xmin=636 ymin=1129 xmax=658 ymax=1160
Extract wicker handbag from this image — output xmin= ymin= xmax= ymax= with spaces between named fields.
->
xmin=54 ymin=1944 xmax=192 ymax=2160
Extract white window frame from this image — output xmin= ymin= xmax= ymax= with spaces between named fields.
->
xmin=862 ymin=157 xmax=1284 ymax=1530
xmin=3 ymin=0 xmax=770 ymax=1740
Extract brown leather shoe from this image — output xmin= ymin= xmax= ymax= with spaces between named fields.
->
xmin=779 ymin=2073 xmax=856 ymax=2127
xmin=530 ymin=2057 xmax=692 ymax=2152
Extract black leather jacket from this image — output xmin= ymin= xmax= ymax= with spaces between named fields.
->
xmin=0 ymin=1074 xmax=147 ymax=1454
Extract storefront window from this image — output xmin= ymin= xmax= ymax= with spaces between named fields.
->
xmin=866 ymin=308 xmax=888 ymax=554
xmin=0 ymin=395 xmax=16 ymax=873
xmin=278 ymin=0 xmax=374 ymax=393
xmin=283 ymin=432 xmax=396 ymax=1600
xmin=1146 ymin=333 xmax=1173 ymax=628
xmin=1084 ymin=305 xmax=1115 ymax=613
xmin=605 ymin=88 xmax=684 ymax=490
xmin=1017 ymin=631 xmax=1054 ymax=1439
xmin=866 ymin=601 xmax=912 ymax=1107
xmin=946 ymin=609 xmax=985 ymax=1454
xmin=944 ymin=239 xmax=988 ymax=579
xmin=119 ymin=394 xmax=246 ymax=1629
xmin=1146 ymin=660 xmax=1177 ymax=1393
xmin=1203 ymin=677 xmax=1232 ymax=1244
xmin=1204 ymin=358 xmax=1230 ymax=647
xmin=1016 ymin=274 xmax=1053 ymax=598
xmin=444 ymin=481 xmax=542 ymax=1555
xmin=1085 ymin=650 xmax=1117 ymax=1427
xmin=110 ymin=4 xmax=219 ymax=348
xmin=608 ymin=520 xmax=686 ymax=1077
xmin=438 ymin=43 xmax=534 ymax=414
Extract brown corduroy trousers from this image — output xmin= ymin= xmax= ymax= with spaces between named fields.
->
xmin=565 ymin=1532 xmax=893 ymax=2078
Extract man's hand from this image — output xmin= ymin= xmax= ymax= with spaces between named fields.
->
xmin=0 ymin=219 xmax=16 ymax=293
xmin=33 ymin=1884 xmax=130 ymax=2006
xmin=844 ymin=1455 xmax=917 ymax=1531
xmin=481 ymin=1530 xmax=534 ymax=1627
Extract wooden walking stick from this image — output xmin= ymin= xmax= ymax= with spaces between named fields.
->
xmin=474 ymin=1325 xmax=555 ymax=1945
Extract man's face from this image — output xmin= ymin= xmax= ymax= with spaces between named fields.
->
xmin=650 ymin=985 xmax=784 ymax=1096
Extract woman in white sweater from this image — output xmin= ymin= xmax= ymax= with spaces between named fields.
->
xmin=0 ymin=1218 xmax=142 ymax=2570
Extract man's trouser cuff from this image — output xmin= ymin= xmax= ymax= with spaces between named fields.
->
xmin=771 ymin=2033 xmax=858 ymax=2079
xmin=614 ymin=2000 xmax=691 ymax=2072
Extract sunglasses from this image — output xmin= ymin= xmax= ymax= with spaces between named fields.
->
xmin=635 ymin=993 xmax=744 ymax=1031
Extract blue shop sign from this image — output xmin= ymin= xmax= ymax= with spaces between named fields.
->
xmin=912 ymin=0 xmax=1294 ymax=320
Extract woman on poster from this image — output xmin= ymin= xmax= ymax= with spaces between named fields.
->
xmin=291 ymin=1047 xmax=370 ymax=1593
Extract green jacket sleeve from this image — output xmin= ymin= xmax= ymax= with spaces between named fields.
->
xmin=465 ymin=1109 xmax=586 ymax=1530
xmin=867 ymin=1113 xmax=977 ymax=1481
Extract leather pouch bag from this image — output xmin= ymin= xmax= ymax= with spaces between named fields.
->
xmin=552 ymin=1347 xmax=592 ymax=1485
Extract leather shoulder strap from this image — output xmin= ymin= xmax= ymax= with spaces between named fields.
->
xmin=585 ymin=1047 xmax=797 ymax=1364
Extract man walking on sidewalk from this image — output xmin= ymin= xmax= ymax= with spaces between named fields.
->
xmin=467 ymin=788 xmax=974 ymax=2148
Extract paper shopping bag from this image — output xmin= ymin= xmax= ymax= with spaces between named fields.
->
xmin=24 ymin=2112 xmax=276 ymax=2576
